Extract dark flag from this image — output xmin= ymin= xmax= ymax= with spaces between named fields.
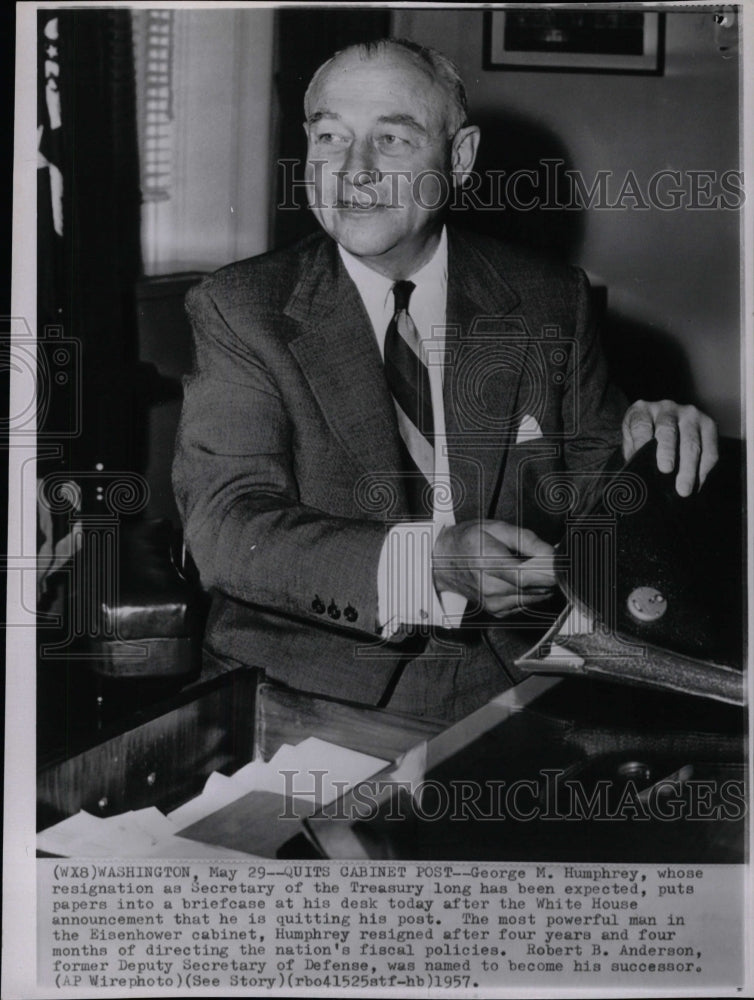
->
xmin=37 ymin=12 xmax=81 ymax=605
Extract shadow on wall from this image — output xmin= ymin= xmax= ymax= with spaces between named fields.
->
xmin=454 ymin=109 xmax=586 ymax=263
xmin=453 ymin=108 xmax=700 ymax=408
xmin=602 ymin=312 xmax=698 ymax=407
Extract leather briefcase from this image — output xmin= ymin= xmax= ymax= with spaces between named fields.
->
xmin=511 ymin=437 xmax=746 ymax=704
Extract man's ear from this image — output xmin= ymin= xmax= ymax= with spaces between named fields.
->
xmin=451 ymin=125 xmax=480 ymax=188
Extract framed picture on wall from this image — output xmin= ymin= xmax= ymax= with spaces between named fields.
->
xmin=484 ymin=9 xmax=665 ymax=74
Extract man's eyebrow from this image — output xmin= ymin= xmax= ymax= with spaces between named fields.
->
xmin=307 ymin=110 xmax=431 ymax=135
xmin=307 ymin=110 xmax=342 ymax=125
xmin=376 ymin=114 xmax=429 ymax=136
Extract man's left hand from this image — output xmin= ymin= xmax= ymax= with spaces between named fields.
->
xmin=622 ymin=400 xmax=718 ymax=497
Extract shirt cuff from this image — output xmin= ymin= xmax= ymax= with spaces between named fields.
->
xmin=377 ymin=523 xmax=468 ymax=636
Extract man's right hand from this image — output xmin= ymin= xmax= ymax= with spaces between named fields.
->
xmin=433 ymin=520 xmax=557 ymax=617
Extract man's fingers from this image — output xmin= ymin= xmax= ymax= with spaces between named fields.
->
xmin=481 ymin=557 xmax=556 ymax=594
xmin=674 ymin=410 xmax=719 ymax=496
xmin=486 ymin=590 xmax=554 ymax=617
xmin=477 ymin=547 xmax=555 ymax=588
xmin=674 ymin=423 xmax=701 ymax=498
xmin=622 ymin=400 xmax=654 ymax=461
xmin=480 ymin=572 xmax=518 ymax=598
xmin=481 ymin=521 xmax=554 ymax=558
xmin=433 ymin=521 xmax=555 ymax=598
xmin=622 ymin=401 xmax=720 ymax=496
xmin=652 ymin=404 xmax=679 ymax=474
xmin=698 ymin=415 xmax=719 ymax=488
xmin=484 ymin=560 xmax=555 ymax=588
xmin=518 ymin=555 xmax=557 ymax=589
xmin=479 ymin=569 xmax=556 ymax=607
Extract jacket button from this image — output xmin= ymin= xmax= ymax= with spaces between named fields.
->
xmin=344 ymin=604 xmax=357 ymax=622
xmin=327 ymin=600 xmax=341 ymax=620
xmin=312 ymin=595 xmax=325 ymax=614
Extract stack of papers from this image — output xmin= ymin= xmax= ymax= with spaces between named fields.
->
xmin=37 ymin=737 xmax=387 ymax=859
xmin=517 ymin=602 xmax=595 ymax=669
xmin=37 ymin=806 xmax=255 ymax=859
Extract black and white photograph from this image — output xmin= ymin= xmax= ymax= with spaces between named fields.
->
xmin=3 ymin=1 xmax=753 ymax=996
xmin=484 ymin=10 xmax=665 ymax=73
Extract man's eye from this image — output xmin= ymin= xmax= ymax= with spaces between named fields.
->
xmin=315 ymin=132 xmax=346 ymax=145
xmin=379 ymin=134 xmax=409 ymax=147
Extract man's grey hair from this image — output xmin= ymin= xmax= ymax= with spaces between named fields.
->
xmin=304 ymin=37 xmax=469 ymax=138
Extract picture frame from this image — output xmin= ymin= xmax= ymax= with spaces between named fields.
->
xmin=484 ymin=9 xmax=665 ymax=75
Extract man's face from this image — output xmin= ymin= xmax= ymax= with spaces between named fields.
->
xmin=304 ymin=49 xmax=455 ymax=278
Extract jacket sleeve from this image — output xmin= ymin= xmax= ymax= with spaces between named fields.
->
xmin=172 ymin=282 xmax=388 ymax=637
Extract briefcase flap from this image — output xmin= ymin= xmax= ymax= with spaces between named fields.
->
xmin=516 ymin=437 xmax=745 ymax=704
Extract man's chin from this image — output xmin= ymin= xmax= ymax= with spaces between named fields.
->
xmin=309 ymin=208 xmax=393 ymax=253
xmin=327 ymin=226 xmax=398 ymax=260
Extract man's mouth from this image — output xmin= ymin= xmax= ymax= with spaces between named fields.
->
xmin=335 ymin=201 xmax=389 ymax=211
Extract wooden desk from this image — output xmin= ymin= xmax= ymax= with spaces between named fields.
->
xmin=37 ymin=668 xmax=441 ymax=831
xmin=306 ymin=676 xmax=746 ymax=863
xmin=38 ymin=669 xmax=745 ymax=863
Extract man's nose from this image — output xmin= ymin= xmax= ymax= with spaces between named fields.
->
xmin=343 ymin=139 xmax=380 ymax=186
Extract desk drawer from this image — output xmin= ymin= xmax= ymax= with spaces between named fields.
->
xmin=37 ymin=669 xmax=256 ymax=829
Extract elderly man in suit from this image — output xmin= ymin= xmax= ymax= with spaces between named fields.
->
xmin=173 ymin=39 xmax=717 ymax=722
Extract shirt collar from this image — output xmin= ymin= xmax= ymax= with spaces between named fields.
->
xmin=338 ymin=226 xmax=448 ymax=317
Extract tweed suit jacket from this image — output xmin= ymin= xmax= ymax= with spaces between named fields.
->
xmin=172 ymin=226 xmax=627 ymax=702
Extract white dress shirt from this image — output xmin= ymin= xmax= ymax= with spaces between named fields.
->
xmin=338 ymin=227 xmax=467 ymax=634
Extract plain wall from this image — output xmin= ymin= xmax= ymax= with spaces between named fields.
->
xmin=392 ymin=9 xmax=742 ymax=435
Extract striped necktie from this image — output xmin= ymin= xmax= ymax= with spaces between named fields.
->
xmin=384 ymin=280 xmax=435 ymax=518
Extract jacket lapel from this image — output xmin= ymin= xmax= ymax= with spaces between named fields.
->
xmin=444 ymin=229 xmax=525 ymax=521
xmin=284 ymin=237 xmax=409 ymax=516
xmin=283 ymin=230 xmax=529 ymax=523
